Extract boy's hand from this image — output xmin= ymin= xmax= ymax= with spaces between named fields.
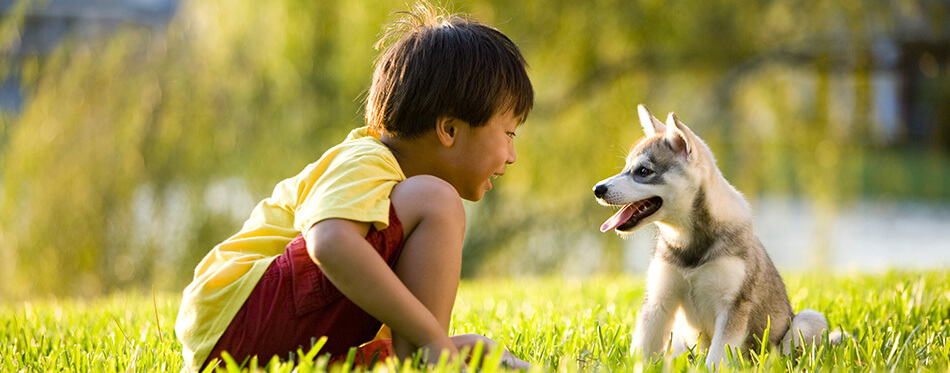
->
xmin=449 ymin=334 xmax=531 ymax=370
xmin=418 ymin=335 xmax=462 ymax=365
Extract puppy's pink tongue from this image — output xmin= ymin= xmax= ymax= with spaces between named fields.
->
xmin=600 ymin=204 xmax=635 ymax=232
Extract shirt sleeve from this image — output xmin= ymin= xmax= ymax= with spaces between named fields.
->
xmin=292 ymin=150 xmax=403 ymax=234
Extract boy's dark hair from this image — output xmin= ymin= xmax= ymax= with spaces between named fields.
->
xmin=365 ymin=2 xmax=534 ymax=138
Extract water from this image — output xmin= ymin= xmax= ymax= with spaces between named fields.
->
xmin=622 ymin=195 xmax=950 ymax=273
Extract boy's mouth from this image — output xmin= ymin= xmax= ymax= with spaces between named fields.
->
xmin=600 ymin=197 xmax=663 ymax=232
xmin=486 ymin=173 xmax=502 ymax=190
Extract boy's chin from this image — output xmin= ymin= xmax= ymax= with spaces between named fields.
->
xmin=460 ymin=193 xmax=484 ymax=202
xmin=454 ymin=179 xmax=493 ymax=201
xmin=459 ymin=188 xmax=487 ymax=202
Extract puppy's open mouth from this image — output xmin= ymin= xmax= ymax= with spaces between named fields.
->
xmin=600 ymin=197 xmax=663 ymax=232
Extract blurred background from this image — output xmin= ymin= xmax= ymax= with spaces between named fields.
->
xmin=0 ymin=0 xmax=948 ymax=299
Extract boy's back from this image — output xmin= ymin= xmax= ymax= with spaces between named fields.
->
xmin=175 ymin=2 xmax=533 ymax=371
xmin=175 ymin=127 xmax=405 ymax=370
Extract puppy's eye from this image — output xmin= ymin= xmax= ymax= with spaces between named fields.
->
xmin=635 ymin=166 xmax=654 ymax=177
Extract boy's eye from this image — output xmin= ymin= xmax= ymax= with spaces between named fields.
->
xmin=506 ymin=132 xmax=516 ymax=139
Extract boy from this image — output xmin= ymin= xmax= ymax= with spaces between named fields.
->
xmin=174 ymin=2 xmax=534 ymax=371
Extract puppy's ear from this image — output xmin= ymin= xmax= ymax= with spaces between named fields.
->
xmin=638 ymin=104 xmax=667 ymax=136
xmin=665 ymin=112 xmax=692 ymax=162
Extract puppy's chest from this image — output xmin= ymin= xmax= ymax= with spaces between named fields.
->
xmin=673 ymin=257 xmax=747 ymax=332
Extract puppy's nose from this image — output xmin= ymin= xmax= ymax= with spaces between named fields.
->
xmin=593 ymin=184 xmax=608 ymax=199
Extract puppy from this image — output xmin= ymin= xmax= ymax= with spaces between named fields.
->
xmin=593 ymin=105 xmax=832 ymax=367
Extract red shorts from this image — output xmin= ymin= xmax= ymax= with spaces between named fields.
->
xmin=203 ymin=204 xmax=404 ymax=369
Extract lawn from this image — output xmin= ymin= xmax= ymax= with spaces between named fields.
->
xmin=3 ymin=271 xmax=949 ymax=372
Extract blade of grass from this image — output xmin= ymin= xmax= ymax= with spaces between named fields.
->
xmin=152 ymin=285 xmax=163 ymax=343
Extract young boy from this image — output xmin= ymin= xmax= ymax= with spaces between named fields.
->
xmin=174 ymin=2 xmax=534 ymax=371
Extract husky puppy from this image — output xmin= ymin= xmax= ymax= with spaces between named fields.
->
xmin=593 ymin=105 xmax=831 ymax=367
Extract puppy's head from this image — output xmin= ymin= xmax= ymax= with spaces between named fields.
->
xmin=593 ymin=105 xmax=699 ymax=234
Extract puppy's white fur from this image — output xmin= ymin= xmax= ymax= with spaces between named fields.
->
xmin=594 ymin=105 xmax=843 ymax=368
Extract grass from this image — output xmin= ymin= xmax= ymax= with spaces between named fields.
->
xmin=2 ymin=271 xmax=949 ymax=372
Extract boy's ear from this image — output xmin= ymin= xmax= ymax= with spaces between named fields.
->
xmin=435 ymin=116 xmax=468 ymax=147
xmin=435 ymin=116 xmax=459 ymax=147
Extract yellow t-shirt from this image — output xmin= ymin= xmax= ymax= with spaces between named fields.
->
xmin=174 ymin=127 xmax=406 ymax=372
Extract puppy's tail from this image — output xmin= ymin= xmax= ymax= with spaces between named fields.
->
xmin=780 ymin=309 xmax=827 ymax=354
xmin=780 ymin=309 xmax=853 ymax=355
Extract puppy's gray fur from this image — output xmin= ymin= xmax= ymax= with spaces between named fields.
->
xmin=594 ymin=105 xmax=838 ymax=367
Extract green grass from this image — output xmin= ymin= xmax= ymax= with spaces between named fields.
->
xmin=3 ymin=271 xmax=949 ymax=372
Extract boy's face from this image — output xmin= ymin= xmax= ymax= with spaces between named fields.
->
xmin=446 ymin=109 xmax=520 ymax=201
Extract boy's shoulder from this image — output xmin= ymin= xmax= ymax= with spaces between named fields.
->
xmin=286 ymin=126 xmax=406 ymax=233
xmin=330 ymin=126 xmax=397 ymax=164
xmin=297 ymin=126 xmax=404 ymax=181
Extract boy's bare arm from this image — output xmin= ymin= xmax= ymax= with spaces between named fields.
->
xmin=305 ymin=219 xmax=458 ymax=357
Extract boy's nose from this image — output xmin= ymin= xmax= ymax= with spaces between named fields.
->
xmin=507 ymin=143 xmax=517 ymax=164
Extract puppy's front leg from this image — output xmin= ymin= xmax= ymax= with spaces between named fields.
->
xmin=705 ymin=305 xmax=750 ymax=369
xmin=631 ymin=297 xmax=679 ymax=358
xmin=631 ymin=260 xmax=682 ymax=359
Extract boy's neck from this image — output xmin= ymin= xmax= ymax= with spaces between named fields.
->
xmin=379 ymin=132 xmax=446 ymax=178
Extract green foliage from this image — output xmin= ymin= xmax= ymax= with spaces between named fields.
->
xmin=1 ymin=0 xmax=949 ymax=297
xmin=2 ymin=272 xmax=949 ymax=371
xmin=0 ymin=0 xmax=402 ymax=297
